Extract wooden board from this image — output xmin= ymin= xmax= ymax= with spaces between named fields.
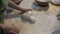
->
xmin=5 ymin=0 xmax=60 ymax=34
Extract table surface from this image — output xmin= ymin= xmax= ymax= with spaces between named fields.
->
xmin=5 ymin=0 xmax=60 ymax=34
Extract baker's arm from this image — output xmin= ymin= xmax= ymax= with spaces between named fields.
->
xmin=8 ymin=0 xmax=32 ymax=14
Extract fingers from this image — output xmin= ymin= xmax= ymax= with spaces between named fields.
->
xmin=26 ymin=9 xmax=32 ymax=11
xmin=20 ymin=9 xmax=32 ymax=14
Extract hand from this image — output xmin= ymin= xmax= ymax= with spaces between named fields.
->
xmin=20 ymin=8 xmax=32 ymax=14
xmin=0 ymin=24 xmax=20 ymax=34
xmin=0 ymin=24 xmax=6 ymax=29
xmin=4 ymin=25 xmax=20 ymax=34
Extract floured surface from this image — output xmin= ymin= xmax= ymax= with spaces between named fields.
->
xmin=5 ymin=0 xmax=60 ymax=34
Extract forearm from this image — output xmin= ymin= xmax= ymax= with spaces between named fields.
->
xmin=8 ymin=0 xmax=24 ymax=11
